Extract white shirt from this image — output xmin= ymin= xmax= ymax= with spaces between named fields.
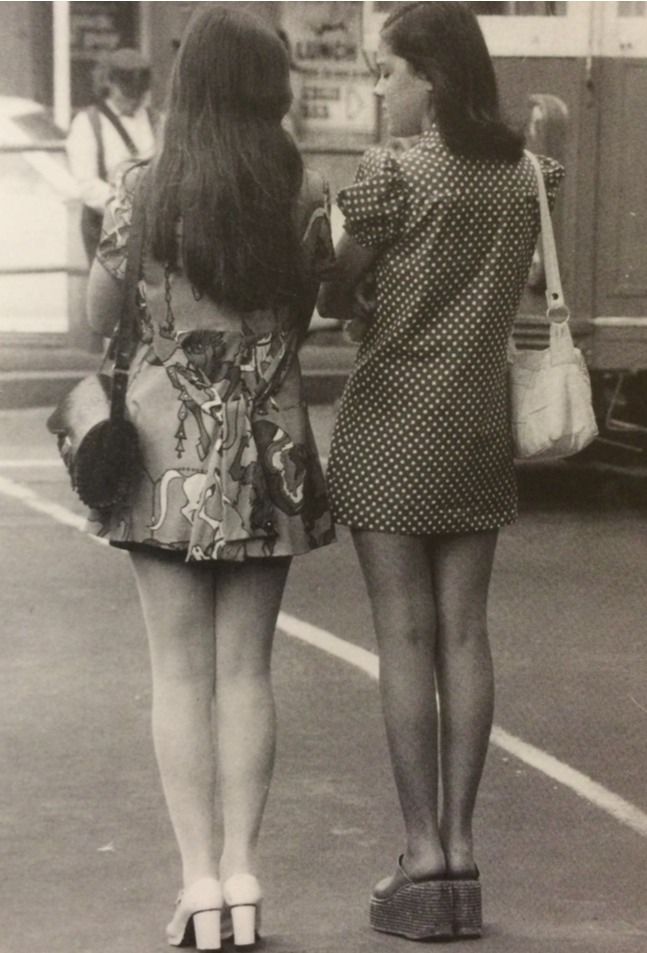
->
xmin=66 ymin=98 xmax=155 ymax=213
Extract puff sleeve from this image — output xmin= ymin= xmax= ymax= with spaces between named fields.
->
xmin=336 ymin=147 xmax=408 ymax=249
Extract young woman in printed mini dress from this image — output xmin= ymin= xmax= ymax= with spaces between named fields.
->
xmin=87 ymin=7 xmax=334 ymax=950
xmin=319 ymin=2 xmax=563 ymax=941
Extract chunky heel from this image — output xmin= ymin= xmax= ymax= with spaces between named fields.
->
xmin=223 ymin=874 xmax=262 ymax=950
xmin=166 ymin=876 xmax=222 ymax=949
xmin=231 ymin=905 xmax=256 ymax=948
xmin=193 ymin=909 xmax=221 ymax=951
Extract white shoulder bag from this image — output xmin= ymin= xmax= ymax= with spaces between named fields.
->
xmin=508 ymin=151 xmax=598 ymax=460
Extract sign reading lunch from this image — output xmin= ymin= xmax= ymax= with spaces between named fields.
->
xmin=281 ymin=1 xmax=375 ymax=139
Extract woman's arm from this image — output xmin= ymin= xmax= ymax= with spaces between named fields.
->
xmin=317 ymin=232 xmax=378 ymax=321
xmin=87 ymin=258 xmax=126 ymax=337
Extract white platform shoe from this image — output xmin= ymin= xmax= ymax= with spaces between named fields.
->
xmin=166 ymin=876 xmax=223 ymax=951
xmin=222 ymin=874 xmax=262 ymax=950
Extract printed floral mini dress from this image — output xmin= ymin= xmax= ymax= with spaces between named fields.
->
xmin=91 ymin=166 xmax=336 ymax=562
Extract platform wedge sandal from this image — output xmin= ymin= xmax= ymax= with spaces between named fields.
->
xmin=450 ymin=869 xmax=482 ymax=938
xmin=222 ymin=874 xmax=262 ymax=950
xmin=369 ymin=857 xmax=453 ymax=941
xmin=166 ymin=876 xmax=223 ymax=951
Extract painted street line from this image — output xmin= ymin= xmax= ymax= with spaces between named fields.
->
xmin=0 ymin=458 xmax=63 ymax=468
xmin=0 ymin=474 xmax=108 ymax=545
xmin=1 ymin=471 xmax=646 ymax=838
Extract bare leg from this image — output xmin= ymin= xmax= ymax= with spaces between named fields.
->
xmin=352 ymin=530 xmax=445 ymax=878
xmin=214 ymin=557 xmax=291 ymax=884
xmin=130 ymin=552 xmax=218 ymax=887
xmin=429 ymin=531 xmax=498 ymax=875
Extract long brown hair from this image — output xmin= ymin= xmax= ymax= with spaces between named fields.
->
xmin=382 ymin=2 xmax=524 ymax=163
xmin=149 ymin=5 xmax=305 ymax=310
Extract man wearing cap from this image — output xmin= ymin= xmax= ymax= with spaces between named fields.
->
xmin=66 ymin=48 xmax=156 ymax=262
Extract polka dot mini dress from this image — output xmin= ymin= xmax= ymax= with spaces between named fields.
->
xmin=327 ymin=127 xmax=564 ymax=535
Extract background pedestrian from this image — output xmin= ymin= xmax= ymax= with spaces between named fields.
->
xmin=66 ymin=47 xmax=156 ymax=262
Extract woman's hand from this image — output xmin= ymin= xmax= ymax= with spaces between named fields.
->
xmin=344 ymin=274 xmax=376 ymax=343
xmin=317 ymin=231 xmax=378 ymax=322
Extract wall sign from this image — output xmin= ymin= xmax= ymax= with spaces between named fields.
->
xmin=281 ymin=2 xmax=376 ymax=141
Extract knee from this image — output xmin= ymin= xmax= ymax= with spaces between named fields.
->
xmin=216 ymin=647 xmax=273 ymax=684
xmin=436 ymin=617 xmax=490 ymax=659
xmin=373 ymin=608 xmax=436 ymax=652
xmin=370 ymin=592 xmax=435 ymax=648
xmin=149 ymin=635 xmax=215 ymax=687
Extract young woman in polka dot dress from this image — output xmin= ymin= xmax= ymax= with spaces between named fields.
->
xmin=319 ymin=1 xmax=563 ymax=941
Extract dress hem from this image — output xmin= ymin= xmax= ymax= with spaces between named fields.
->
xmin=330 ymin=512 xmax=518 ymax=536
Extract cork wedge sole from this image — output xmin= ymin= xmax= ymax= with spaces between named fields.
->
xmin=450 ymin=878 xmax=482 ymax=938
xmin=370 ymin=878 xmax=454 ymax=940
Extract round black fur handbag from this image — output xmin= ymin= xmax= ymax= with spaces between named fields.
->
xmin=46 ymin=168 xmax=148 ymax=510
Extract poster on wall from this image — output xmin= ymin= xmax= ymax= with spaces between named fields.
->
xmin=281 ymin=2 xmax=376 ymax=143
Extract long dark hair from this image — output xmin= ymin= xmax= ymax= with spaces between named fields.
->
xmin=149 ymin=6 xmax=305 ymax=310
xmin=382 ymin=2 xmax=524 ymax=163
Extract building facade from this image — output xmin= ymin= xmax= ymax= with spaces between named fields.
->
xmin=1 ymin=1 xmax=647 ymax=364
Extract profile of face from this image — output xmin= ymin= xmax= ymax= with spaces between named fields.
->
xmin=107 ymin=72 xmax=150 ymax=116
xmin=374 ymin=38 xmax=433 ymax=139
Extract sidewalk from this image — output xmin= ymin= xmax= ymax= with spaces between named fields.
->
xmin=0 ymin=329 xmax=356 ymax=409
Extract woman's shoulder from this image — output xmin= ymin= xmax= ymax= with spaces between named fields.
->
xmin=354 ymin=145 xmax=405 ymax=183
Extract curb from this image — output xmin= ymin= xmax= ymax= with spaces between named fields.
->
xmin=0 ymin=335 xmax=357 ymax=410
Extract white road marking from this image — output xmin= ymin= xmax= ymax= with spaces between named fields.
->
xmin=278 ymin=611 xmax=378 ymax=678
xmin=1 ymin=471 xmax=646 ymax=838
xmin=0 ymin=457 xmax=63 ymax=470
xmin=0 ymin=458 xmax=63 ymax=468
xmin=0 ymin=474 xmax=108 ymax=546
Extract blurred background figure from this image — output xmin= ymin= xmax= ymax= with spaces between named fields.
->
xmin=66 ymin=47 xmax=156 ymax=262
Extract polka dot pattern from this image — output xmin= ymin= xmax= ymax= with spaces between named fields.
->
xmin=328 ymin=128 xmax=564 ymax=535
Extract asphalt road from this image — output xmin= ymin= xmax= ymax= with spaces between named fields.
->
xmin=1 ymin=406 xmax=646 ymax=953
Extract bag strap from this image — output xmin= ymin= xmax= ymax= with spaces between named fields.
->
xmin=87 ymin=105 xmax=107 ymax=182
xmin=96 ymin=100 xmax=138 ymax=156
xmin=110 ymin=166 xmax=149 ymax=423
xmin=525 ymin=150 xmax=569 ymax=323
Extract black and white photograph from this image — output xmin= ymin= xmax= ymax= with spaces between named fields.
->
xmin=1 ymin=2 xmax=646 ymax=951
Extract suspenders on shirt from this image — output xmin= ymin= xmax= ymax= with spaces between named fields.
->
xmin=87 ymin=101 xmax=154 ymax=182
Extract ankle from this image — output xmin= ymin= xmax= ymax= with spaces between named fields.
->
xmin=442 ymin=843 xmax=477 ymax=876
xmin=402 ymin=845 xmax=447 ymax=880
xmin=219 ymin=852 xmax=256 ymax=884
xmin=440 ymin=828 xmax=476 ymax=876
xmin=182 ymin=865 xmax=219 ymax=889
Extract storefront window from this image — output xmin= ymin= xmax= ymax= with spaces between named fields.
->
xmin=281 ymin=2 xmax=376 ymax=149
xmin=372 ymin=1 xmax=567 ymax=15
xmin=471 ymin=2 xmax=567 ymax=13
xmin=69 ymin=1 xmax=139 ymax=109
xmin=617 ymin=1 xmax=646 ymax=14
